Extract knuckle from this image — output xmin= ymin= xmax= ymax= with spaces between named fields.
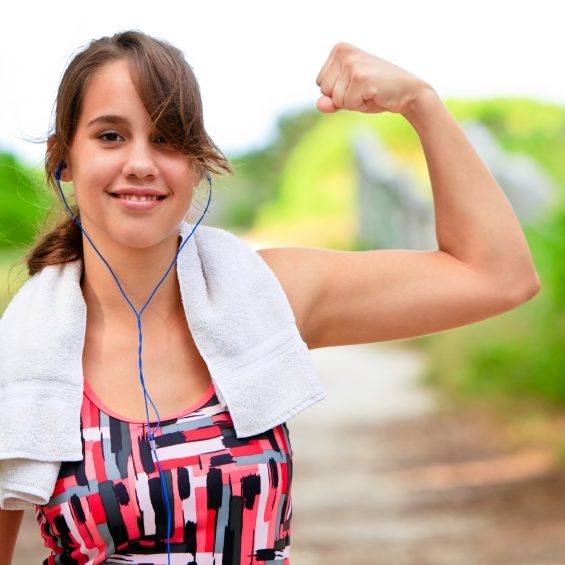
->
xmin=342 ymin=57 xmax=354 ymax=72
xmin=319 ymin=82 xmax=332 ymax=96
xmin=332 ymin=93 xmax=344 ymax=108
xmin=349 ymin=69 xmax=365 ymax=83
xmin=333 ymin=41 xmax=352 ymax=55
xmin=335 ymin=41 xmax=351 ymax=51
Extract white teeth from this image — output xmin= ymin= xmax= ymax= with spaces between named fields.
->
xmin=117 ymin=194 xmax=159 ymax=202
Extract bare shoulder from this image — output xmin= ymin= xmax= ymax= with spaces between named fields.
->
xmin=257 ymin=246 xmax=334 ymax=347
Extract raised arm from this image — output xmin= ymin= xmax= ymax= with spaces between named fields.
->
xmin=0 ymin=508 xmax=24 ymax=564
xmin=258 ymin=43 xmax=540 ymax=348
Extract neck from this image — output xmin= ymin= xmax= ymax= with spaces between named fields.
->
xmin=81 ymin=232 xmax=184 ymax=326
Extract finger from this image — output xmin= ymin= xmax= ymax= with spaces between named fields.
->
xmin=331 ymin=73 xmax=350 ymax=110
xmin=315 ymin=49 xmax=337 ymax=86
xmin=316 ymin=53 xmax=342 ymax=96
xmin=316 ymin=95 xmax=339 ymax=113
xmin=317 ymin=42 xmax=355 ymax=85
xmin=343 ymin=75 xmax=378 ymax=111
xmin=318 ymin=69 xmax=341 ymax=100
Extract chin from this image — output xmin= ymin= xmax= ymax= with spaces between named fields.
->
xmin=118 ymin=230 xmax=179 ymax=252
xmin=90 ymin=227 xmax=179 ymax=255
xmin=81 ymin=216 xmax=182 ymax=256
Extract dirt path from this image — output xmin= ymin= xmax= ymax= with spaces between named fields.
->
xmin=12 ymin=343 xmax=565 ymax=564
xmin=290 ymin=343 xmax=565 ymax=565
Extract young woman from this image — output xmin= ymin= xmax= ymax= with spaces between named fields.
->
xmin=0 ymin=31 xmax=540 ymax=564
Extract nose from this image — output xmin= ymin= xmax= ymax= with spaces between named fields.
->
xmin=121 ymin=139 xmax=158 ymax=179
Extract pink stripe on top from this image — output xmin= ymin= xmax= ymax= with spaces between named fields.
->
xmin=82 ymin=377 xmax=216 ymax=424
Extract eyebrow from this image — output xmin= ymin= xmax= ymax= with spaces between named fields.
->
xmin=86 ymin=115 xmax=129 ymax=128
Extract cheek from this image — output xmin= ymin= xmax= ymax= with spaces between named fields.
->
xmin=170 ymin=164 xmax=196 ymax=199
xmin=72 ymin=176 xmax=99 ymax=211
xmin=72 ymin=157 xmax=121 ymax=199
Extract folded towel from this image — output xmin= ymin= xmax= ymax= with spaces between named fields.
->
xmin=0 ymin=222 xmax=325 ymax=509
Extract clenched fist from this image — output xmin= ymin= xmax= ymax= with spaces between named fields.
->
xmin=316 ymin=42 xmax=432 ymax=116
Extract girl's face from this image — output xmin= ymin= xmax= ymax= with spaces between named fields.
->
xmin=64 ymin=59 xmax=196 ymax=254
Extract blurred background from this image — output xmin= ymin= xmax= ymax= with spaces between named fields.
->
xmin=2 ymin=1 xmax=565 ymax=563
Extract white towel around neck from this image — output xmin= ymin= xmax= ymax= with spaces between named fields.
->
xmin=0 ymin=222 xmax=325 ymax=509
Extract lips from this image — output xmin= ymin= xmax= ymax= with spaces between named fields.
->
xmin=112 ymin=193 xmax=163 ymax=202
xmin=109 ymin=188 xmax=167 ymax=199
xmin=108 ymin=188 xmax=168 ymax=210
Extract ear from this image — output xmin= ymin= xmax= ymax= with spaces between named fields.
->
xmin=47 ymin=135 xmax=73 ymax=182
xmin=59 ymin=161 xmax=73 ymax=183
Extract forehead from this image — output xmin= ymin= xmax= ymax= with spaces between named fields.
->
xmin=79 ymin=59 xmax=147 ymax=125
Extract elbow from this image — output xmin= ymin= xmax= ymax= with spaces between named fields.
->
xmin=505 ymin=269 xmax=542 ymax=307
xmin=528 ymin=270 xmax=542 ymax=298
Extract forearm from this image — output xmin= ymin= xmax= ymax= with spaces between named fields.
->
xmin=0 ymin=508 xmax=23 ymax=564
xmin=403 ymin=86 xmax=540 ymax=297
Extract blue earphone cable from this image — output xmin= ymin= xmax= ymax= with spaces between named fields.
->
xmin=55 ymin=161 xmax=212 ymax=563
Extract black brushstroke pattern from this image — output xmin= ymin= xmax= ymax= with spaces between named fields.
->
xmin=148 ymin=472 xmax=175 ymax=539
xmin=154 ymin=431 xmax=186 ymax=448
xmin=255 ymin=548 xmax=277 ymax=560
xmin=99 ymin=480 xmax=128 ymax=547
xmin=210 ymin=453 xmax=233 ymax=467
xmin=138 ymin=435 xmax=155 ymax=474
xmin=275 ymin=535 xmax=290 ymax=550
xmin=223 ymin=495 xmax=243 ymax=565
xmin=268 ymin=457 xmax=279 ymax=489
xmin=69 ymin=494 xmax=86 ymax=525
xmin=266 ymin=429 xmax=279 ymax=453
xmin=207 ymin=467 xmax=222 ymax=510
xmin=184 ymin=519 xmax=197 ymax=555
xmin=109 ymin=416 xmax=122 ymax=454
xmin=177 ymin=466 xmax=191 ymax=500
xmin=74 ymin=458 xmax=89 ymax=488
xmin=53 ymin=514 xmax=73 ymax=549
xmin=254 ymin=535 xmax=290 ymax=560
xmin=241 ymin=474 xmax=261 ymax=511
xmin=113 ymin=482 xmax=130 ymax=506
xmin=220 ymin=431 xmax=249 ymax=448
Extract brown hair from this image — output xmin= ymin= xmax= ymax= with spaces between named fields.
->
xmin=27 ymin=30 xmax=232 ymax=276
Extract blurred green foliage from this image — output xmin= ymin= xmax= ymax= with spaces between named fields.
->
xmin=0 ymin=153 xmax=51 ymax=250
xmin=0 ymin=248 xmax=26 ymax=314
xmin=228 ymin=106 xmax=423 ymax=247
xmin=447 ymin=98 xmax=565 ymax=187
xmin=0 ymin=153 xmax=53 ymax=311
xmin=213 ymin=109 xmax=324 ymax=229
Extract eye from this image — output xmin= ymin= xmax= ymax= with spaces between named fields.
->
xmin=98 ymin=131 xmax=123 ymax=143
xmin=154 ymin=134 xmax=169 ymax=145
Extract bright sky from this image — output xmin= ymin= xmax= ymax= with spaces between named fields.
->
xmin=0 ymin=0 xmax=563 ymax=167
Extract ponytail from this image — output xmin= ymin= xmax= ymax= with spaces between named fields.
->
xmin=26 ymin=214 xmax=83 ymax=277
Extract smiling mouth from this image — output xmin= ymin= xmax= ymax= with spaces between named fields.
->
xmin=111 ymin=194 xmax=166 ymax=202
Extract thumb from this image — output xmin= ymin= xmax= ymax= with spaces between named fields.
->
xmin=316 ymin=95 xmax=339 ymax=113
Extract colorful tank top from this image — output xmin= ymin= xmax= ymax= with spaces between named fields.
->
xmin=35 ymin=380 xmax=293 ymax=564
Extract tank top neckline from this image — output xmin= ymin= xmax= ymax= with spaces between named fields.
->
xmin=82 ymin=377 xmax=216 ymax=424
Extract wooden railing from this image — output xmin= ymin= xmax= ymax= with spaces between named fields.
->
xmin=353 ymin=123 xmax=554 ymax=250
